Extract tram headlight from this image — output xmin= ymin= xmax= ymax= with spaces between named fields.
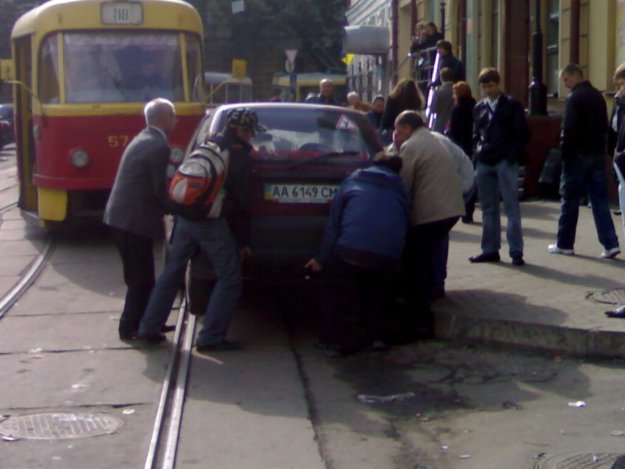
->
xmin=170 ymin=147 xmax=184 ymax=164
xmin=70 ymin=149 xmax=90 ymax=168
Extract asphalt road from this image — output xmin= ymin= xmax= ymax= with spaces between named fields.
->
xmin=0 ymin=147 xmax=624 ymax=468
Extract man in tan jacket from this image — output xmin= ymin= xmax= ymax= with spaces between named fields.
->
xmin=393 ymin=110 xmax=465 ymax=336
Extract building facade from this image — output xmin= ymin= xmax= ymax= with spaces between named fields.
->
xmin=345 ymin=0 xmax=392 ymax=101
xmin=346 ymin=0 xmax=624 ymax=198
xmin=346 ymin=0 xmax=624 ymax=108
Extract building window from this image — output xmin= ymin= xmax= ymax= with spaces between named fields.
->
xmin=546 ymin=0 xmax=560 ymax=96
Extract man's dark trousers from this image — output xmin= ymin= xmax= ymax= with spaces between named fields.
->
xmin=557 ymin=154 xmax=619 ymax=250
xmin=110 ymin=227 xmax=155 ymax=337
xmin=319 ymin=255 xmax=393 ymax=348
xmin=401 ymin=217 xmax=459 ymax=329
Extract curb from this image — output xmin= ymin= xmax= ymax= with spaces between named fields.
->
xmin=435 ymin=309 xmax=625 ymax=359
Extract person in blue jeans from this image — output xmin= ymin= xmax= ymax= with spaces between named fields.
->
xmin=469 ymin=68 xmax=530 ymax=266
xmin=548 ymin=64 xmax=620 ymax=259
xmin=138 ymin=109 xmax=259 ymax=351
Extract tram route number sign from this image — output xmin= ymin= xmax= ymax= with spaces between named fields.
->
xmin=101 ymin=2 xmax=143 ymax=25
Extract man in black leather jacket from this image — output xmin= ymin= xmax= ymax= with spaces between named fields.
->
xmin=548 ymin=63 xmax=620 ymax=259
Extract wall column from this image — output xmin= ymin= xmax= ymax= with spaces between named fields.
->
xmin=502 ymin=0 xmax=530 ymax=105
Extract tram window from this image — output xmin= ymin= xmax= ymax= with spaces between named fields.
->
xmin=63 ymin=33 xmax=184 ymax=103
xmin=39 ymin=34 xmax=60 ymax=103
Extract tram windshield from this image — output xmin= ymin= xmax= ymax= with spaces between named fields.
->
xmin=39 ymin=32 xmax=202 ymax=104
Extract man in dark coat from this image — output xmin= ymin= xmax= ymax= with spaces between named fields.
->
xmin=138 ymin=108 xmax=259 ymax=351
xmin=434 ymin=41 xmax=465 ymax=85
xmin=469 ymin=68 xmax=529 ymax=266
xmin=366 ymin=95 xmax=385 ymax=130
xmin=304 ymin=79 xmax=337 ymax=105
xmin=103 ymin=98 xmax=177 ymax=340
xmin=548 ymin=63 xmax=620 ymax=259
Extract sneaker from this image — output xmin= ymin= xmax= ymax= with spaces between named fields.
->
xmin=196 ymin=339 xmax=242 ymax=352
xmin=600 ymin=247 xmax=621 ymax=259
xmin=547 ymin=244 xmax=575 ymax=255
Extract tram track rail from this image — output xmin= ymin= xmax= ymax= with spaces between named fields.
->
xmin=0 ymin=202 xmax=54 ymax=320
xmin=144 ymin=298 xmax=196 ymax=469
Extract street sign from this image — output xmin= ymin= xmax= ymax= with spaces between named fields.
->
xmin=285 ymin=48 xmax=298 ymax=63
xmin=232 ymin=58 xmax=247 ymax=78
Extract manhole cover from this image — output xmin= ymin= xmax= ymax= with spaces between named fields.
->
xmin=534 ymin=452 xmax=621 ymax=469
xmin=587 ymin=288 xmax=625 ymax=305
xmin=0 ymin=412 xmax=123 ymax=440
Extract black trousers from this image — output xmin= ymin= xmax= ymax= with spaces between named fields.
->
xmin=110 ymin=227 xmax=155 ymax=335
xmin=319 ymin=255 xmax=395 ymax=348
xmin=401 ymin=217 xmax=459 ymax=324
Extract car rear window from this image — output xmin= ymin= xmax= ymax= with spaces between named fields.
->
xmin=233 ymin=108 xmax=380 ymax=162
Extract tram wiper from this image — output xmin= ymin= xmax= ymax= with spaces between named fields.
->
xmin=103 ymin=68 xmax=128 ymax=101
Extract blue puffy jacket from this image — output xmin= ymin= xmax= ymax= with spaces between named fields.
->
xmin=318 ymin=165 xmax=410 ymax=266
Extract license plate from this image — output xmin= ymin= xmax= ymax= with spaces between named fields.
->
xmin=264 ymin=183 xmax=338 ymax=204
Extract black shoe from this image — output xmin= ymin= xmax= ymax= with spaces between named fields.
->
xmin=137 ymin=332 xmax=167 ymax=344
xmin=461 ymin=215 xmax=474 ymax=224
xmin=511 ymin=256 xmax=525 ymax=266
xmin=196 ymin=339 xmax=242 ymax=352
xmin=119 ymin=331 xmax=137 ymax=341
xmin=160 ymin=324 xmax=176 ymax=333
xmin=605 ymin=307 xmax=625 ymax=318
xmin=314 ymin=341 xmax=348 ymax=357
xmin=371 ymin=340 xmax=390 ymax=352
xmin=469 ymin=252 xmax=500 ymax=263
xmin=429 ymin=288 xmax=446 ymax=301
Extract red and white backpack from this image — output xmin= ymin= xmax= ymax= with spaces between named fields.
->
xmin=168 ymin=141 xmax=229 ymax=219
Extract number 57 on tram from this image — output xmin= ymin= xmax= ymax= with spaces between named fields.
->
xmin=0 ymin=0 xmax=206 ymax=225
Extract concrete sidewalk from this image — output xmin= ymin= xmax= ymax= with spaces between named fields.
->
xmin=435 ymin=200 xmax=625 ymax=358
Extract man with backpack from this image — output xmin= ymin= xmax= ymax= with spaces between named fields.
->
xmin=137 ymin=108 xmax=257 ymax=351
xmin=104 ymin=98 xmax=177 ymax=341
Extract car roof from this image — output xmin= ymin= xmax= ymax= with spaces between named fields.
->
xmin=214 ymin=102 xmax=359 ymax=114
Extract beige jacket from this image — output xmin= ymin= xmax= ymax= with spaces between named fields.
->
xmin=399 ymin=127 xmax=465 ymax=226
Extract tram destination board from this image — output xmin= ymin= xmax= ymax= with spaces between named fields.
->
xmin=101 ymin=2 xmax=143 ymax=25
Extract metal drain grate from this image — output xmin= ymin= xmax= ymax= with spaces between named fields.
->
xmin=534 ymin=452 xmax=621 ymax=469
xmin=0 ymin=412 xmax=123 ymax=440
xmin=587 ymin=288 xmax=625 ymax=305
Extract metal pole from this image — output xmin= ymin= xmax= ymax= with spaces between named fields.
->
xmin=570 ymin=0 xmax=580 ymax=64
xmin=391 ymin=0 xmax=399 ymax=86
xmin=529 ymin=0 xmax=547 ymax=115
xmin=440 ymin=2 xmax=446 ymax=38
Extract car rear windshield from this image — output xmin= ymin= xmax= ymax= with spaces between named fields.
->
xmin=243 ymin=108 xmax=380 ymax=161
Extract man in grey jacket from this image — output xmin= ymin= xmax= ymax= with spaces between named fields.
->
xmin=104 ymin=98 xmax=177 ymax=341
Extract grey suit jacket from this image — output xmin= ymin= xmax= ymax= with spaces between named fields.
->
xmin=103 ymin=127 xmax=171 ymax=239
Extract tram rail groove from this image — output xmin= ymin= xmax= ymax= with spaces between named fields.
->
xmin=144 ymin=298 xmax=195 ymax=469
xmin=0 ymin=233 xmax=53 ymax=320
xmin=0 ymin=202 xmax=18 ymax=214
